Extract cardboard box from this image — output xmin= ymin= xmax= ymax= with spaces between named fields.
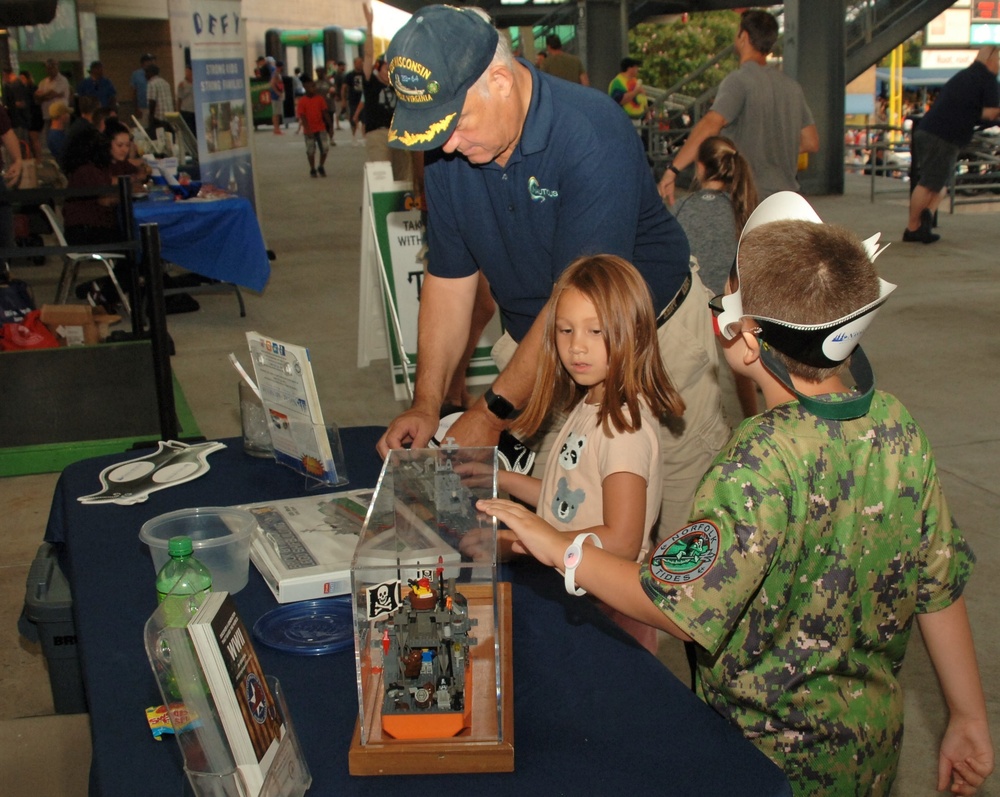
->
xmin=39 ymin=305 xmax=120 ymax=346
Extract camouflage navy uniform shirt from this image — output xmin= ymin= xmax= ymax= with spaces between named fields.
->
xmin=639 ymin=390 xmax=974 ymax=796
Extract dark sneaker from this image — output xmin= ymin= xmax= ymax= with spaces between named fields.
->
xmin=902 ymin=227 xmax=940 ymax=243
xmin=310 ymin=168 xmax=318 ymax=178
xmin=317 ymin=166 xmax=326 ymax=177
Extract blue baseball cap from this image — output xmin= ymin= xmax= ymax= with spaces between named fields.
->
xmin=386 ymin=5 xmax=499 ymax=150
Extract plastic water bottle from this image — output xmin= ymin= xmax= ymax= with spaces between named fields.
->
xmin=156 ymin=536 xmax=213 ymax=614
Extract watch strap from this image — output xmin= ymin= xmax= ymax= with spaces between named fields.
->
xmin=668 ymin=163 xmax=682 ymax=177
xmin=563 ymin=532 xmax=603 ymax=596
xmin=484 ymin=386 xmax=520 ymax=420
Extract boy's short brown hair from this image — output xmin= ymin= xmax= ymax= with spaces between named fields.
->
xmin=738 ymin=219 xmax=880 ymax=381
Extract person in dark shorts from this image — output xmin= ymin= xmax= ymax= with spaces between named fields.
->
xmin=342 ymin=56 xmax=365 ymax=144
xmin=904 ymin=46 xmax=1000 ymax=244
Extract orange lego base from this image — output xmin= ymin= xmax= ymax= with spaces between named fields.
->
xmin=349 ymin=583 xmax=514 ymax=776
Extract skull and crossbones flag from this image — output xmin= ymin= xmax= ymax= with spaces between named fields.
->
xmin=366 ymin=579 xmax=402 ymax=621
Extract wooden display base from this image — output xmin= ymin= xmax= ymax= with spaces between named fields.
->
xmin=349 ymin=582 xmax=514 ymax=775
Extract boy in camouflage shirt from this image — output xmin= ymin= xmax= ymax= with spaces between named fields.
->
xmin=479 ymin=193 xmax=993 ymax=796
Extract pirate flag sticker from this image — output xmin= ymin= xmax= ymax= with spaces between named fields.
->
xmin=366 ymin=580 xmax=403 ymax=622
xmin=649 ymin=521 xmax=720 ymax=585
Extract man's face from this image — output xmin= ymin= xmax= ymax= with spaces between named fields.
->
xmin=91 ymin=65 xmax=103 ymax=80
xmin=45 ymin=60 xmax=59 ymax=78
xmin=354 ymin=57 xmax=364 ymax=71
xmin=442 ymin=76 xmax=519 ymax=166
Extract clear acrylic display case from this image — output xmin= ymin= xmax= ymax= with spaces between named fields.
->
xmin=348 ymin=445 xmax=513 ymax=775
xmin=144 ymin=596 xmax=311 ymax=797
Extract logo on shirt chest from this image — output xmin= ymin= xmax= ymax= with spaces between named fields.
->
xmin=648 ymin=521 xmax=719 ymax=584
xmin=527 ymin=176 xmax=558 ymax=202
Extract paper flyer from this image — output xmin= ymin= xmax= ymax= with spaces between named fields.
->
xmin=246 ymin=331 xmax=344 ymax=485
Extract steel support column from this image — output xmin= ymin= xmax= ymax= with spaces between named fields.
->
xmin=784 ymin=1 xmax=845 ymax=195
xmin=580 ymin=0 xmax=627 ymax=96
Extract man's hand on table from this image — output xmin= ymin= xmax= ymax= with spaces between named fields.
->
xmin=437 ymin=402 xmax=504 ymax=448
xmin=376 ymin=406 xmax=439 ymax=457
xmin=376 ymin=401 xmax=505 ymax=458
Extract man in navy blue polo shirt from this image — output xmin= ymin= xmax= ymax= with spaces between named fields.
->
xmin=376 ymin=5 xmax=730 ymax=538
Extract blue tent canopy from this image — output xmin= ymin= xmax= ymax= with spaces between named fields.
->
xmin=845 ymin=93 xmax=875 ymax=115
xmin=874 ymin=67 xmax=960 ymax=88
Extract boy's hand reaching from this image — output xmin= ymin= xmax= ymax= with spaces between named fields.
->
xmin=938 ymin=716 xmax=994 ymax=795
xmin=476 ymin=498 xmax=563 ymax=565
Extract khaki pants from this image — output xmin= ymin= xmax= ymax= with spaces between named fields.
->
xmin=365 ymin=128 xmax=412 ymax=183
xmin=493 ymin=268 xmax=730 ymax=542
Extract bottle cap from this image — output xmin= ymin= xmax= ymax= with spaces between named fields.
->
xmin=167 ymin=536 xmax=193 ymax=557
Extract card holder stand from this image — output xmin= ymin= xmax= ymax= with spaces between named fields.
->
xmin=144 ymin=599 xmax=311 ymax=797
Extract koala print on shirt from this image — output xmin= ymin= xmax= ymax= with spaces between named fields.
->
xmin=551 ymin=476 xmax=585 ymax=523
xmin=558 ymin=432 xmax=586 ymax=470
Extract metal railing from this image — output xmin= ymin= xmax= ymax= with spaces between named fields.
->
xmin=950 ymin=131 xmax=1000 ymax=210
xmin=842 ymin=123 xmax=1000 ymax=210
xmin=844 ymin=123 xmax=912 ymax=201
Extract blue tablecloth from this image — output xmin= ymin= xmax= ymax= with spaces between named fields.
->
xmin=134 ymin=196 xmax=270 ymax=292
xmin=45 ymin=428 xmax=791 ymax=797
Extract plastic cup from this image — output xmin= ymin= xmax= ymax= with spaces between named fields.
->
xmin=239 ymin=381 xmax=273 ymax=458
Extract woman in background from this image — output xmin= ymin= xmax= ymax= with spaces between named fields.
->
xmin=61 ymin=120 xmax=146 ymax=245
xmin=673 ymin=136 xmax=758 ymax=295
xmin=673 ymin=136 xmax=759 ymax=418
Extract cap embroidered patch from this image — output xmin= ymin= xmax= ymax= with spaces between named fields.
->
xmin=388 ymin=112 xmax=458 ymax=148
xmin=386 ymin=5 xmax=499 ymax=150
xmin=648 ymin=521 xmax=720 ymax=584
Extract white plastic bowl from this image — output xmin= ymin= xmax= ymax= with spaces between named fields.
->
xmin=139 ymin=506 xmax=256 ymax=594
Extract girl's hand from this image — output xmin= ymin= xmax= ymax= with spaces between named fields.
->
xmin=476 ymin=498 xmax=562 ymax=566
xmin=452 ymin=460 xmax=494 ymax=489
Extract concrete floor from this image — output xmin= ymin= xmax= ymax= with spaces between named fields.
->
xmin=1 ymin=130 xmax=997 ymax=795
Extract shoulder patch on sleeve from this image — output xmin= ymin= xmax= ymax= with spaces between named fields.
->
xmin=648 ymin=520 xmax=720 ymax=585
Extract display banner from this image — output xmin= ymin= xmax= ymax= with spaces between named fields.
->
xmin=358 ymin=163 xmax=501 ymax=401
xmin=169 ymin=0 xmax=257 ymax=207
xmin=16 ymin=0 xmax=79 ymax=55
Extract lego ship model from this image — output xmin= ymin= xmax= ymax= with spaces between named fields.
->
xmin=376 ymin=570 xmax=477 ymax=740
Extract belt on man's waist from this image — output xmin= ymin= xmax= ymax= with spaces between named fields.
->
xmin=655 ymin=273 xmax=693 ymax=328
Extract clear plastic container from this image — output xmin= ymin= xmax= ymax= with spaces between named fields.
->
xmin=140 ymin=507 xmax=256 ymax=594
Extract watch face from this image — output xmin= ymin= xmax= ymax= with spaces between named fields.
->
xmin=564 ymin=545 xmax=582 ymax=569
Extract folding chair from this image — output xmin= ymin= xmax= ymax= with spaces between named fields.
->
xmin=41 ymin=204 xmax=132 ymax=315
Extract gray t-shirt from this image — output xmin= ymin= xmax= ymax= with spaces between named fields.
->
xmin=673 ymin=190 xmax=737 ymax=295
xmin=711 ymin=62 xmax=814 ymax=197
